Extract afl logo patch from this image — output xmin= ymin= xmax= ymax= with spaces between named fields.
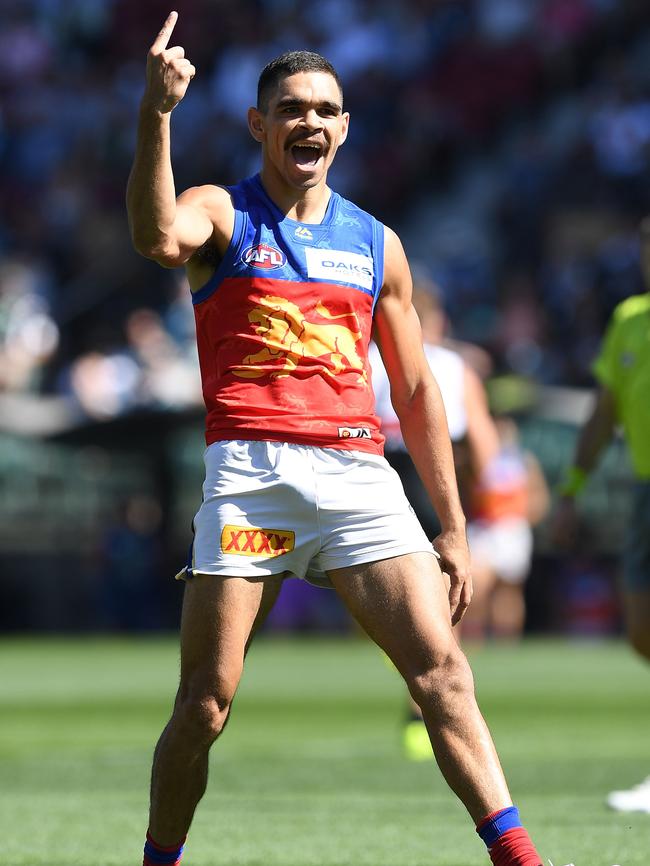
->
xmin=242 ymin=244 xmax=286 ymax=270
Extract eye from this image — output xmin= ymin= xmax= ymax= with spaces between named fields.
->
xmin=321 ymin=106 xmax=342 ymax=119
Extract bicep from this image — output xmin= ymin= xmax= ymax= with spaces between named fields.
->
xmin=170 ymin=185 xmax=234 ymax=266
xmin=172 ymin=202 xmax=213 ymax=256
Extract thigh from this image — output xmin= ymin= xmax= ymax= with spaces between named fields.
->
xmin=622 ymin=483 xmax=650 ymax=592
xmin=327 ymin=552 xmax=455 ymax=677
xmin=621 ymin=588 xmax=650 ymax=660
xmin=178 ymin=574 xmax=285 ymax=700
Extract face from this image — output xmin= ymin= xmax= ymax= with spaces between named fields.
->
xmin=248 ymin=71 xmax=349 ymax=190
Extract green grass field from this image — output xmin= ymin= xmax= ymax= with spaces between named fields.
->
xmin=1 ymin=636 xmax=649 ymax=866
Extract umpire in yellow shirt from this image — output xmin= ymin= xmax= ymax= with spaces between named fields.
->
xmin=556 ymin=217 xmax=650 ymax=813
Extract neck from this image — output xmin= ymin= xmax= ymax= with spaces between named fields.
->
xmin=258 ymin=167 xmax=331 ymax=224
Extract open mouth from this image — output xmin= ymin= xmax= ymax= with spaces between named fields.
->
xmin=290 ymin=141 xmax=324 ymax=169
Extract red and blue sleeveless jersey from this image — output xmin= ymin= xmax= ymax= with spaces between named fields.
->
xmin=191 ymin=174 xmax=386 ymax=454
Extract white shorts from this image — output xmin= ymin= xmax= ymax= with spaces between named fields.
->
xmin=467 ymin=517 xmax=533 ymax=585
xmin=177 ymin=440 xmax=433 ymax=587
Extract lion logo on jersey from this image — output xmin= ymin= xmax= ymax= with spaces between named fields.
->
xmin=232 ymin=295 xmax=367 ymax=382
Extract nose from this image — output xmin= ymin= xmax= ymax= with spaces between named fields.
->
xmin=301 ymin=108 xmax=322 ymax=131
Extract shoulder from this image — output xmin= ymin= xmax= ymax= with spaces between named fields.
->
xmin=382 ymin=223 xmax=402 ymax=250
xmin=599 ymin=294 xmax=650 ymax=358
xmin=177 ymin=183 xmax=235 ymax=216
xmin=381 ymin=225 xmax=409 ymax=292
xmin=181 ymin=184 xmax=239 ymax=262
xmin=610 ymin=292 xmax=650 ymax=327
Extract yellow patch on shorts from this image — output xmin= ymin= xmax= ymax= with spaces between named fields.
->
xmin=220 ymin=525 xmax=295 ymax=558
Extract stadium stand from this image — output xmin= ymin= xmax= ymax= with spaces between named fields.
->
xmin=0 ymin=0 xmax=645 ymax=628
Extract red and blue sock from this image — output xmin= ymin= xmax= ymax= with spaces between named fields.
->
xmin=476 ymin=806 xmax=542 ymax=866
xmin=143 ymin=831 xmax=186 ymax=866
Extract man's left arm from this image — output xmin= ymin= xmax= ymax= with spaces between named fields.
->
xmin=373 ymin=227 xmax=471 ymax=624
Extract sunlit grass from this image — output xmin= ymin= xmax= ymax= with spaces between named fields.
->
xmin=1 ymin=637 xmax=648 ymax=866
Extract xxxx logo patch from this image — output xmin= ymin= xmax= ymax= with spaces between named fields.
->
xmin=221 ymin=525 xmax=295 ymax=558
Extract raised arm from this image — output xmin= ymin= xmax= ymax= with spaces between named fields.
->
xmin=126 ymin=11 xmax=233 ymax=269
xmin=373 ymin=227 xmax=471 ymax=624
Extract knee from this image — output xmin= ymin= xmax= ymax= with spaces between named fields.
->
xmin=173 ymin=685 xmax=235 ymax=745
xmin=628 ymin=624 xmax=650 ymax=663
xmin=407 ymin=645 xmax=474 ymax=711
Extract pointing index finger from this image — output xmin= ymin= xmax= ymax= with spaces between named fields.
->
xmin=151 ymin=10 xmax=178 ymax=52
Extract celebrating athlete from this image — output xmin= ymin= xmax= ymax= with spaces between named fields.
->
xmin=127 ymin=12 xmax=545 ymax=866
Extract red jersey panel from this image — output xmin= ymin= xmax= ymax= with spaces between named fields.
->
xmin=194 ymin=276 xmax=384 ymax=453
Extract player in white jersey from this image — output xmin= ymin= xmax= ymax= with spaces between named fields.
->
xmin=373 ymin=281 xmax=548 ymax=647
xmin=464 ymin=417 xmax=549 ymax=643
xmin=370 ymin=281 xmax=500 ymax=538
xmin=370 ymin=280 xmax=501 ymax=758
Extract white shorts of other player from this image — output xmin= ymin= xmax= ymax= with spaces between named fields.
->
xmin=177 ymin=439 xmax=434 ymax=587
xmin=466 ymin=518 xmax=533 ymax=585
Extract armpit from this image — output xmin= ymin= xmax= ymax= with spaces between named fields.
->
xmin=194 ymin=239 xmax=222 ymax=268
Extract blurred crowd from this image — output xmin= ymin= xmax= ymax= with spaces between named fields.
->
xmin=2 ymin=0 xmax=650 ymax=422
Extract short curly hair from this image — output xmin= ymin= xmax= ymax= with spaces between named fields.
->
xmin=257 ymin=50 xmax=343 ymax=112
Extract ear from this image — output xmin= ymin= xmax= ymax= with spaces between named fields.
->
xmin=339 ymin=111 xmax=350 ymax=146
xmin=247 ymin=106 xmax=265 ymax=143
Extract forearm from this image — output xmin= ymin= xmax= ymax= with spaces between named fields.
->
xmin=573 ymin=412 xmax=614 ymax=473
xmin=126 ymin=104 xmax=178 ymax=257
xmin=397 ymin=381 xmax=466 ymax=532
xmin=560 ymin=387 xmax=617 ymax=498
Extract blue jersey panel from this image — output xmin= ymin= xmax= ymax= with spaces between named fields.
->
xmin=192 ymin=174 xmax=385 ymax=306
